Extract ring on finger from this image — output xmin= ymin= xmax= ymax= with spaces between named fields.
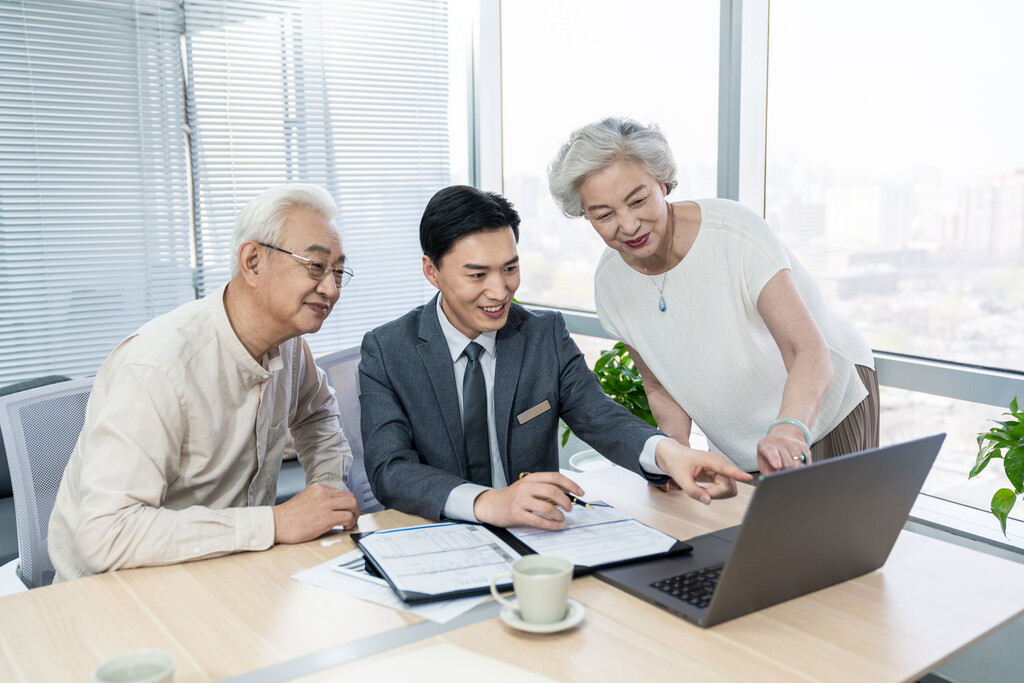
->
xmin=792 ymin=453 xmax=807 ymax=464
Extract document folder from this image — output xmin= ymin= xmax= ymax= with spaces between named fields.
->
xmin=354 ymin=502 xmax=692 ymax=604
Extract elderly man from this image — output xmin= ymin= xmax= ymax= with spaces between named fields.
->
xmin=49 ymin=184 xmax=360 ymax=582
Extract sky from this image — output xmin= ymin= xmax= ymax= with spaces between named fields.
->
xmin=498 ymin=0 xmax=1023 ymax=186
xmin=767 ymin=0 xmax=1024 ymax=183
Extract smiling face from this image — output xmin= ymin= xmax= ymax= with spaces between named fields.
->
xmin=576 ymin=160 xmax=672 ymax=264
xmin=262 ymin=206 xmax=345 ymax=338
xmin=423 ymin=227 xmax=520 ymax=339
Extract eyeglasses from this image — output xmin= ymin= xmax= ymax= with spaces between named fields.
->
xmin=257 ymin=242 xmax=354 ymax=288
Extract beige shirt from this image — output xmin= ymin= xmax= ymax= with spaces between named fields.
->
xmin=48 ymin=284 xmax=351 ymax=582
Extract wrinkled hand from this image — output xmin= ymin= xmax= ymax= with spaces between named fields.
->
xmin=473 ymin=472 xmax=584 ymax=530
xmin=272 ymin=482 xmax=361 ymax=544
xmin=654 ymin=440 xmax=753 ymax=504
xmin=757 ymin=423 xmax=810 ymax=474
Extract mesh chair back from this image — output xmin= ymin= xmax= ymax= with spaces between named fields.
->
xmin=0 ymin=376 xmax=93 ymax=588
xmin=0 ymin=376 xmax=71 ymax=500
xmin=315 ymin=347 xmax=384 ymax=513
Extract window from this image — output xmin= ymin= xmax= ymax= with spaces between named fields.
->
xmin=0 ymin=0 xmax=468 ymax=385
xmin=0 ymin=0 xmax=191 ymax=385
xmin=185 ymin=0 xmax=463 ymax=353
xmin=765 ymin=1 xmax=1024 ymax=497
xmin=500 ymin=0 xmax=720 ymax=310
xmin=765 ymin=1 xmax=1024 ymax=371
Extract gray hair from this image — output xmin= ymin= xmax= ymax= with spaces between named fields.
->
xmin=547 ymin=117 xmax=678 ymax=218
xmin=231 ymin=184 xmax=339 ymax=275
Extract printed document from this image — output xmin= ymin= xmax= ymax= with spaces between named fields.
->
xmin=507 ymin=501 xmax=678 ymax=567
xmin=357 ymin=523 xmax=522 ymax=596
xmin=291 ymin=549 xmax=486 ymax=623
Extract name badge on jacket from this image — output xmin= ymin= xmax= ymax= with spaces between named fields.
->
xmin=516 ymin=400 xmax=551 ymax=425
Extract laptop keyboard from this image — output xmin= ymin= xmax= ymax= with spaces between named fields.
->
xmin=650 ymin=564 xmax=724 ymax=608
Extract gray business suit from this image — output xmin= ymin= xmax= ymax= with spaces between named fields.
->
xmin=358 ymin=295 xmax=668 ymax=521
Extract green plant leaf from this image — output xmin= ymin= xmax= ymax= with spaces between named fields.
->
xmin=593 ymin=349 xmax=614 ymax=373
xmin=970 ymin=447 xmax=1001 ymax=478
xmin=990 ymin=488 xmax=1017 ymax=536
xmin=1011 ymin=396 xmax=1019 ymax=414
xmin=1005 ymin=449 xmax=1024 ymax=494
xmin=582 ymin=342 xmax=658 ymax=432
xmin=982 ymin=429 xmax=1017 ymax=448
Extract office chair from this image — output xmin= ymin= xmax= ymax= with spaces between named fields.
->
xmin=0 ymin=375 xmax=72 ymax=569
xmin=315 ymin=346 xmax=384 ymax=513
xmin=0 ymin=376 xmax=93 ymax=588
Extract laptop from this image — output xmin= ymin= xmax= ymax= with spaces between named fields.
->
xmin=596 ymin=433 xmax=945 ymax=627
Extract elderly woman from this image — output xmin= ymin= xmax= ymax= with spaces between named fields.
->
xmin=547 ymin=117 xmax=878 ymax=474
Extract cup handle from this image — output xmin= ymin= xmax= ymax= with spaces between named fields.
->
xmin=489 ymin=572 xmax=515 ymax=607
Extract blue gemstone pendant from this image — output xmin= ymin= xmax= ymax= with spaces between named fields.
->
xmin=658 ymin=296 xmax=666 ymax=312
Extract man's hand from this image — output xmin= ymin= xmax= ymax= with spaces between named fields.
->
xmin=472 ymin=472 xmax=583 ymax=530
xmin=756 ymin=422 xmax=810 ymax=474
xmin=654 ymin=440 xmax=753 ymax=504
xmin=272 ymin=482 xmax=361 ymax=544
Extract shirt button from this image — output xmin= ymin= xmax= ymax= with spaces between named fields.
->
xmin=250 ymin=538 xmax=258 ymax=547
xmin=193 ymin=546 xmax=201 ymax=554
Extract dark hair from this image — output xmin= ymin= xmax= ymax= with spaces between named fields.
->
xmin=419 ymin=185 xmax=521 ymax=264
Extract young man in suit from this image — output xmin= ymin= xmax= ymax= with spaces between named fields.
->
xmin=358 ymin=185 xmax=750 ymax=529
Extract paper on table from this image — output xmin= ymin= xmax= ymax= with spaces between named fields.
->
xmin=358 ymin=523 xmax=522 ymax=595
xmin=508 ymin=501 xmax=678 ymax=567
xmin=291 ymin=550 xmax=488 ymax=624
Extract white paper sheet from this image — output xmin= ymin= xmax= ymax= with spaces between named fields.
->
xmin=508 ymin=501 xmax=679 ymax=567
xmin=357 ymin=523 xmax=522 ymax=596
xmin=291 ymin=550 xmax=488 ymax=624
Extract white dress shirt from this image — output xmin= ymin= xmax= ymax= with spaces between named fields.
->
xmin=435 ymin=296 xmax=507 ymax=521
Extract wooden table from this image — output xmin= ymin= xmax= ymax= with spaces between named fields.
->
xmin=2 ymin=466 xmax=1023 ymax=682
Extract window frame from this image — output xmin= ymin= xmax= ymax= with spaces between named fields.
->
xmin=481 ymin=0 xmax=1024 ymax=551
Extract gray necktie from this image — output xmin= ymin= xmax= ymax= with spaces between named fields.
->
xmin=462 ymin=342 xmax=492 ymax=486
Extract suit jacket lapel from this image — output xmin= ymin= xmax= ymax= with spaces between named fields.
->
xmin=494 ymin=305 xmax=526 ymax=477
xmin=416 ymin=295 xmax=468 ymax=479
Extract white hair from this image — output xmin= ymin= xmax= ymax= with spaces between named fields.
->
xmin=230 ymin=184 xmax=339 ymax=275
xmin=548 ymin=117 xmax=678 ymax=218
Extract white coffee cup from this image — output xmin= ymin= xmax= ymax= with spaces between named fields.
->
xmin=93 ymin=649 xmax=175 ymax=683
xmin=489 ymin=554 xmax=573 ymax=624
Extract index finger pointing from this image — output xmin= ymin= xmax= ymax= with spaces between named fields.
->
xmin=701 ymin=454 xmax=753 ymax=483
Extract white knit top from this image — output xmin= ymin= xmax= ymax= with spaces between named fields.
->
xmin=595 ymin=198 xmax=874 ymax=471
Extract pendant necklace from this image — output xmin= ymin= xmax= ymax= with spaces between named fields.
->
xmin=641 ymin=204 xmax=676 ymax=313
xmin=652 ymin=273 xmax=668 ymax=312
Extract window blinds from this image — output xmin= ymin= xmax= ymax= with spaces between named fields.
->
xmin=1 ymin=0 xmax=454 ymax=384
xmin=184 ymin=0 xmax=449 ymax=354
xmin=0 ymin=0 xmax=192 ymax=385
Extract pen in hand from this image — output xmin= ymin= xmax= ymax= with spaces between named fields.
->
xmin=518 ymin=471 xmax=592 ymax=510
xmin=539 ymin=495 xmax=594 ymax=510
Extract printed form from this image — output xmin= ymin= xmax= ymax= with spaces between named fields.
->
xmin=358 ymin=523 xmax=522 ymax=595
xmin=508 ymin=502 xmax=679 ymax=567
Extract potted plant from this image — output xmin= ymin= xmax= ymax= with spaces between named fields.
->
xmin=969 ymin=396 xmax=1024 ymax=535
xmin=562 ymin=342 xmax=655 ymax=447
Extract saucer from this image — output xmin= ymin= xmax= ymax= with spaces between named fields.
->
xmin=499 ymin=598 xmax=585 ymax=634
xmin=568 ymin=449 xmax=613 ymax=472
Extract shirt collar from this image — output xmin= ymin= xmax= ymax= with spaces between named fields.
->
xmin=435 ymin=294 xmax=497 ymax=362
xmin=215 ymin=283 xmax=284 ymax=382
